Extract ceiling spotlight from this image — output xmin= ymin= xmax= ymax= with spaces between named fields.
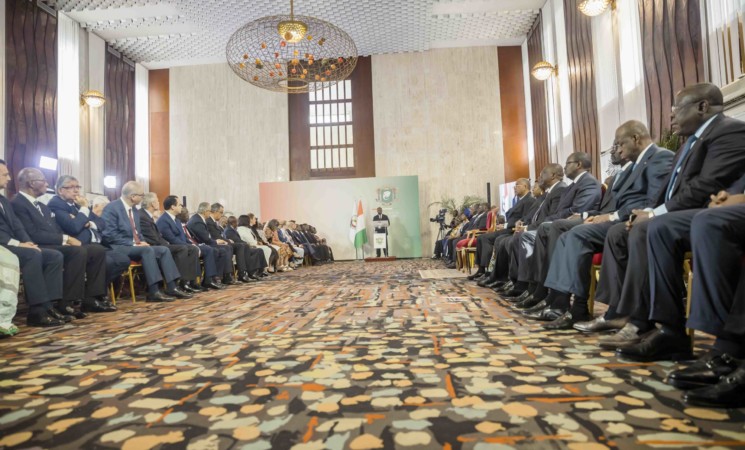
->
xmin=531 ymin=61 xmax=556 ymax=81
xmin=578 ymin=0 xmax=614 ymax=17
xmin=81 ymin=90 xmax=106 ymax=108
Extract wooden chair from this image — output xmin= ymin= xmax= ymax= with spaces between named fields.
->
xmin=457 ymin=210 xmax=497 ymax=271
xmin=122 ymin=261 xmax=144 ymax=303
xmin=683 ymin=251 xmax=694 ymax=345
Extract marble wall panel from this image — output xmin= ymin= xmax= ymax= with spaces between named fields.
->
xmin=372 ymin=47 xmax=505 ymax=256
xmin=169 ymin=63 xmax=289 ymax=215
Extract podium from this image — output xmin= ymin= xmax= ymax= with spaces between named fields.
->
xmin=366 ymin=220 xmax=396 ymax=262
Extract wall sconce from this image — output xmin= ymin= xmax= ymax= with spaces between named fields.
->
xmin=531 ymin=61 xmax=557 ymax=81
xmin=103 ymin=176 xmax=118 ymax=189
xmin=578 ymin=0 xmax=615 ymax=17
xmin=81 ymin=90 xmax=106 ymax=108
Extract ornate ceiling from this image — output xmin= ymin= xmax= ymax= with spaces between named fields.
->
xmin=45 ymin=0 xmax=543 ymax=69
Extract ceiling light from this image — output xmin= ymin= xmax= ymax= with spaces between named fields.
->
xmin=226 ymin=0 xmax=358 ymax=94
xmin=578 ymin=0 xmax=613 ymax=17
xmin=531 ymin=61 xmax=556 ymax=81
xmin=103 ymin=176 xmax=117 ymax=189
xmin=81 ymin=90 xmax=106 ymax=108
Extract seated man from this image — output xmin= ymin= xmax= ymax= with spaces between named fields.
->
xmin=48 ymin=175 xmax=129 ymax=310
xmin=156 ymin=197 xmax=223 ymax=290
xmin=188 ymin=202 xmax=237 ymax=285
xmin=0 ymin=159 xmax=65 ymax=327
xmin=102 ymin=181 xmax=191 ymax=302
xmin=667 ymin=186 xmax=745 ymax=408
xmin=207 ymin=203 xmax=263 ymax=281
xmin=445 ymin=204 xmax=489 ymax=268
xmin=471 ymin=178 xmax=535 ymax=281
xmin=12 ymin=168 xmax=117 ymax=318
xmin=140 ymin=193 xmax=203 ymax=294
xmin=532 ymin=121 xmax=673 ymax=329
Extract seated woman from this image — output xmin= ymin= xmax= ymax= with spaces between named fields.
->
xmin=0 ymin=246 xmax=20 ymax=337
xmin=265 ymin=219 xmax=293 ymax=271
xmin=237 ymin=214 xmax=279 ymax=273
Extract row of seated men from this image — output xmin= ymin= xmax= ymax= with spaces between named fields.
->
xmin=465 ymin=82 xmax=745 ymax=408
xmin=0 ymin=166 xmax=332 ymax=332
xmin=433 ymin=203 xmax=495 ymax=265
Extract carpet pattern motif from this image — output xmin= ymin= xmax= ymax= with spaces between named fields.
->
xmin=1 ymin=259 xmax=744 ymax=450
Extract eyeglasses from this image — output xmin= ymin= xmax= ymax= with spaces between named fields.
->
xmin=28 ymin=178 xmax=48 ymax=183
xmin=61 ymin=184 xmax=82 ymax=190
xmin=131 ymin=193 xmax=144 ymax=198
xmin=565 ymin=161 xmax=580 ymax=166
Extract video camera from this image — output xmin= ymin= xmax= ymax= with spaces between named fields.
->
xmin=429 ymin=208 xmax=448 ymax=225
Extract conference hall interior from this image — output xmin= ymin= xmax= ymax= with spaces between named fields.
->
xmin=2 ymin=0 xmax=745 ymax=448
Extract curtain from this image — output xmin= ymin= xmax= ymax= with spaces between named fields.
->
xmin=705 ymin=0 xmax=745 ymax=87
xmin=57 ymin=12 xmax=81 ymax=178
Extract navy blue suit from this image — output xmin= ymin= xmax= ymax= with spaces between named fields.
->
xmin=156 ymin=212 xmax=219 ymax=279
xmin=46 ymin=195 xmax=130 ymax=285
xmin=0 ymin=195 xmax=63 ymax=308
xmin=101 ymin=199 xmax=180 ymax=289
xmin=186 ymin=214 xmax=232 ymax=276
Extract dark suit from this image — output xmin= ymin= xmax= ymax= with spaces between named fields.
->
xmin=101 ymin=199 xmax=180 ymax=289
xmin=0 ymin=195 xmax=63 ymax=308
xmin=140 ymin=210 xmax=199 ymax=282
xmin=156 ymin=212 xmax=219 ymax=279
xmin=601 ymin=115 xmax=745 ymax=322
xmin=476 ymin=195 xmax=535 ymax=268
xmin=447 ymin=212 xmax=488 ymax=262
xmin=544 ymin=145 xmax=674 ymax=301
xmin=11 ymin=193 xmax=107 ymax=302
xmin=187 ymin=214 xmax=233 ymax=276
xmin=373 ymin=213 xmax=390 ymax=257
xmin=46 ymin=195 xmax=130 ymax=286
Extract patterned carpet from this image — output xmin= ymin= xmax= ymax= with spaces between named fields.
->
xmin=1 ymin=259 xmax=744 ymax=450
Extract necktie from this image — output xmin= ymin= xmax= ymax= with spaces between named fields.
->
xmin=666 ymin=135 xmax=697 ymax=201
xmin=182 ymin=223 xmax=198 ymax=244
xmin=33 ymin=201 xmax=43 ymax=216
xmin=532 ymin=199 xmax=546 ymax=223
xmin=128 ymin=208 xmax=141 ymax=244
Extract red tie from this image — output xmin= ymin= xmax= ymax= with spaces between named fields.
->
xmin=128 ymin=208 xmax=141 ymax=244
xmin=182 ymin=223 xmax=198 ymax=244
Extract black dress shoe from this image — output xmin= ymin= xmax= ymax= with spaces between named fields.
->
xmin=487 ymin=280 xmax=507 ymax=289
xmin=100 ymin=300 xmax=118 ymax=311
xmin=573 ymin=316 xmax=628 ymax=333
xmin=146 ymin=291 xmax=176 ymax=302
xmin=189 ymin=281 xmax=208 ymax=292
xmin=477 ymin=278 xmax=494 ymax=288
xmin=165 ymin=288 xmax=193 ymax=299
xmin=502 ymin=289 xmax=526 ymax=299
xmin=668 ymin=354 xmax=740 ymax=390
xmin=505 ymin=291 xmax=530 ymax=303
xmin=180 ymin=282 xmax=198 ymax=294
xmin=518 ymin=298 xmax=547 ymax=312
xmin=683 ymin=364 xmax=745 ymax=408
xmin=82 ymin=299 xmax=115 ymax=313
xmin=524 ymin=306 xmax=566 ymax=321
xmin=27 ymin=312 xmax=64 ymax=327
xmin=202 ymin=281 xmax=223 ymax=290
xmin=222 ymin=277 xmax=238 ymax=285
xmin=616 ymin=328 xmax=693 ymax=362
xmin=494 ymin=281 xmax=514 ymax=293
xmin=49 ymin=308 xmax=74 ymax=323
xmin=542 ymin=311 xmax=590 ymax=330
xmin=468 ymin=272 xmax=485 ymax=281
xmin=60 ymin=305 xmax=88 ymax=319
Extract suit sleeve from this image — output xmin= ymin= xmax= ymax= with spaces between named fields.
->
xmin=0 ymin=202 xmax=31 ymax=244
xmin=666 ymin=126 xmax=745 ymax=211
xmin=139 ymin=216 xmax=161 ymax=245
xmin=49 ymin=201 xmax=90 ymax=236
xmin=727 ymin=172 xmax=745 ymax=194
xmin=102 ymin=205 xmax=132 ymax=246
xmin=11 ymin=201 xmax=63 ymax=245
xmin=157 ymin=218 xmax=181 ymax=244
xmin=616 ymin=150 xmax=674 ymax=220
xmin=189 ymin=221 xmax=216 ymax=245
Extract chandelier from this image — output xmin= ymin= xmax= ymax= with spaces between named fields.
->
xmin=226 ymin=0 xmax=358 ymax=94
xmin=578 ymin=0 xmax=613 ymax=17
xmin=531 ymin=61 xmax=556 ymax=81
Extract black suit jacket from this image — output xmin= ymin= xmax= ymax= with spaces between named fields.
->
xmin=612 ymin=144 xmax=674 ymax=220
xmin=224 ymin=226 xmax=244 ymax=243
xmin=728 ymin=172 xmax=745 ymax=194
xmin=656 ymin=114 xmax=745 ymax=211
xmin=187 ymin=214 xmax=216 ymax=245
xmin=373 ymin=214 xmax=390 ymax=234
xmin=528 ymin=182 xmax=568 ymax=229
xmin=505 ymin=195 xmax=536 ymax=229
xmin=546 ymin=172 xmax=601 ymax=221
xmin=522 ymin=195 xmax=545 ymax=224
xmin=0 ymin=195 xmax=31 ymax=245
xmin=10 ymin=194 xmax=65 ymax=245
xmin=139 ymin=210 xmax=170 ymax=246
xmin=205 ymin=217 xmax=226 ymax=241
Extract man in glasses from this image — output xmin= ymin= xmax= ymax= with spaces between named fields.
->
xmin=48 ymin=175 xmax=130 ymax=311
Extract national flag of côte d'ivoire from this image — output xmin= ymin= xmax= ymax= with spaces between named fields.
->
xmin=349 ymin=200 xmax=367 ymax=248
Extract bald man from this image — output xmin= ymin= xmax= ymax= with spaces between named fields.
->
xmin=596 ymin=83 xmax=745 ymax=362
xmin=102 ymin=181 xmax=191 ymax=302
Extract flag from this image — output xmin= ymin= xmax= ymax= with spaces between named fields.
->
xmin=350 ymin=200 xmax=367 ymax=248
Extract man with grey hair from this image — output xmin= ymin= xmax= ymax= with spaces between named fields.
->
xmin=139 ymin=192 xmax=202 ymax=294
xmin=187 ymin=201 xmax=237 ymax=285
xmin=48 ymin=175 xmax=129 ymax=310
xmin=206 ymin=202 xmax=264 ymax=282
xmin=102 ymin=181 xmax=191 ymax=302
